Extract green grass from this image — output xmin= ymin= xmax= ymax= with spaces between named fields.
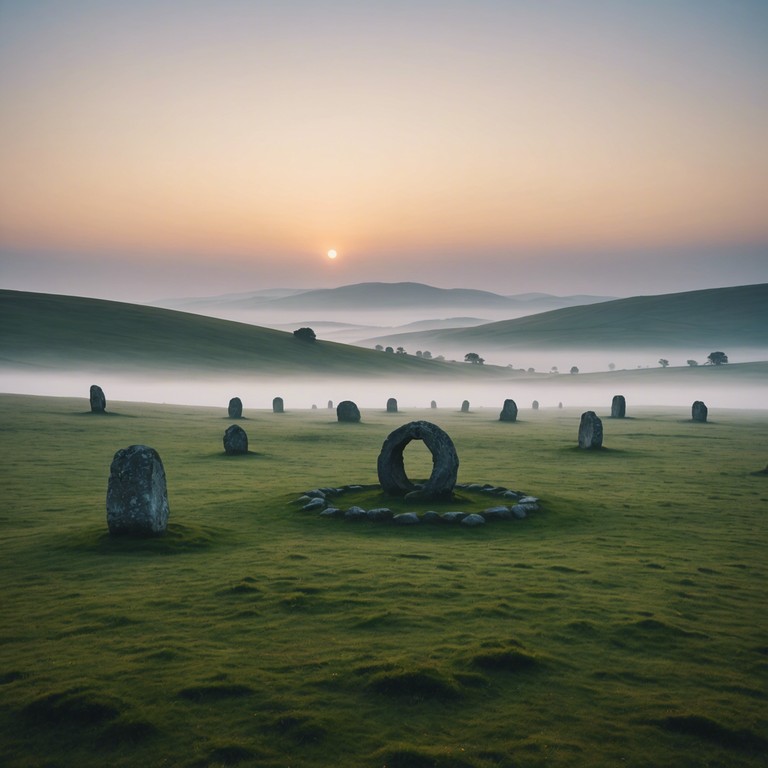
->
xmin=1 ymin=394 xmax=767 ymax=767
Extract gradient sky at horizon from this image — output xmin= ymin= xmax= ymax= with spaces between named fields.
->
xmin=1 ymin=0 xmax=767 ymax=301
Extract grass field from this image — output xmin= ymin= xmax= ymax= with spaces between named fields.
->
xmin=1 ymin=393 xmax=766 ymax=767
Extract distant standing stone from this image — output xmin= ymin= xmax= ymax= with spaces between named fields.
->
xmin=499 ymin=399 xmax=518 ymax=422
xmin=311 ymin=404 xmax=317 ymax=410
xmin=337 ymin=400 xmax=361 ymax=423
xmin=327 ymin=400 xmax=334 ymax=409
xmin=461 ymin=400 xmax=470 ymax=413
xmin=90 ymin=385 xmax=106 ymax=413
xmin=692 ymin=401 xmax=708 ymax=423
xmin=532 ymin=400 xmax=539 ymax=410
xmin=107 ymin=445 xmax=169 ymax=536
xmin=228 ymin=397 xmax=243 ymax=419
xmin=578 ymin=411 xmax=603 ymax=449
xmin=223 ymin=424 xmax=248 ymax=455
xmin=387 ymin=397 xmax=398 ymax=413
xmin=430 ymin=400 xmax=437 ymax=409
xmin=558 ymin=402 xmax=563 ymax=409
xmin=611 ymin=395 xmax=626 ymax=418
xmin=273 ymin=397 xmax=284 ymax=414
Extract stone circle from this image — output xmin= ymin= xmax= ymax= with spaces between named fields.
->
xmin=376 ymin=420 xmax=458 ymax=501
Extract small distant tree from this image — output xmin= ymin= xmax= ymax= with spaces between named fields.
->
xmin=687 ymin=359 xmax=698 ymax=367
xmin=385 ymin=346 xmax=394 ymax=354
xmin=570 ymin=366 xmax=579 ymax=374
xmin=395 ymin=346 xmax=406 ymax=355
xmin=608 ymin=363 xmax=616 ymax=371
xmin=375 ymin=344 xmax=383 ymax=351
xmin=707 ymin=351 xmax=728 ymax=366
xmin=527 ymin=367 xmax=535 ymax=373
xmin=415 ymin=350 xmax=422 ymax=357
xmin=293 ymin=327 xmax=316 ymax=342
xmin=464 ymin=352 xmax=485 ymax=365
xmin=550 ymin=366 xmax=558 ymax=374
xmin=422 ymin=350 xmax=432 ymax=359
xmin=434 ymin=355 xmax=445 ymax=361
xmin=659 ymin=359 xmax=669 ymax=368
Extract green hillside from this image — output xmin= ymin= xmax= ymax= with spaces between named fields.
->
xmin=371 ymin=283 xmax=768 ymax=350
xmin=0 ymin=290 xmax=461 ymax=377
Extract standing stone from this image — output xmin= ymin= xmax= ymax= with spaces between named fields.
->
xmin=337 ymin=400 xmax=361 ymax=423
xmin=89 ymin=385 xmax=106 ymax=413
xmin=532 ymin=400 xmax=539 ymax=410
xmin=311 ymin=404 xmax=317 ymax=410
xmin=499 ymin=399 xmax=518 ymax=422
xmin=578 ymin=411 xmax=604 ymax=449
xmin=327 ymin=400 xmax=333 ymax=409
xmin=273 ymin=397 xmax=284 ymax=414
xmin=228 ymin=397 xmax=243 ymax=419
xmin=611 ymin=395 xmax=626 ymax=418
xmin=223 ymin=425 xmax=248 ymax=455
xmin=107 ymin=445 xmax=169 ymax=536
xmin=430 ymin=400 xmax=437 ymax=409
xmin=377 ymin=420 xmax=459 ymax=501
xmin=558 ymin=402 xmax=563 ymax=409
xmin=461 ymin=400 xmax=470 ymax=413
xmin=386 ymin=397 xmax=398 ymax=413
xmin=692 ymin=401 xmax=708 ymax=423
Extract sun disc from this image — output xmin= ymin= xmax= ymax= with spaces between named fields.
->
xmin=327 ymin=249 xmax=337 ymax=259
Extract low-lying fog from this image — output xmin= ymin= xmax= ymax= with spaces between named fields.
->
xmin=3 ymin=369 xmax=765 ymax=413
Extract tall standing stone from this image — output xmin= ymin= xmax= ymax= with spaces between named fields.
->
xmin=90 ymin=385 xmax=106 ymax=413
xmin=386 ymin=397 xmax=398 ymax=413
xmin=327 ymin=400 xmax=334 ymax=410
xmin=273 ymin=397 xmax=284 ymax=414
xmin=692 ymin=401 xmax=708 ymax=422
xmin=461 ymin=400 xmax=470 ymax=413
xmin=228 ymin=397 xmax=243 ymax=419
xmin=107 ymin=445 xmax=169 ymax=536
xmin=430 ymin=400 xmax=437 ymax=409
xmin=532 ymin=400 xmax=539 ymax=410
xmin=611 ymin=395 xmax=626 ymax=418
xmin=223 ymin=425 xmax=248 ymax=455
xmin=578 ymin=411 xmax=603 ymax=449
xmin=499 ymin=399 xmax=518 ymax=422
xmin=337 ymin=400 xmax=361 ymax=423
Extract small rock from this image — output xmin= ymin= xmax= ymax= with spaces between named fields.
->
xmin=461 ymin=514 xmax=486 ymax=526
xmin=502 ymin=490 xmax=520 ymax=500
xmin=422 ymin=511 xmax=442 ymax=524
xmin=393 ymin=512 xmax=421 ymax=525
xmin=510 ymin=505 xmax=528 ymax=518
xmin=441 ymin=511 xmax=467 ymax=523
xmin=344 ymin=506 xmax=368 ymax=520
xmin=367 ymin=508 xmax=394 ymax=521
xmin=305 ymin=489 xmax=326 ymax=499
xmin=518 ymin=496 xmax=539 ymax=504
xmin=484 ymin=506 xmax=512 ymax=520
xmin=302 ymin=498 xmax=325 ymax=511
xmin=320 ymin=507 xmax=342 ymax=517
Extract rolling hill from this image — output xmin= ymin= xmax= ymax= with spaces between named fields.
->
xmin=363 ymin=283 xmax=768 ymax=353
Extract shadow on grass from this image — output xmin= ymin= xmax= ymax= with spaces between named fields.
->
xmin=73 ymin=411 xmax=136 ymax=418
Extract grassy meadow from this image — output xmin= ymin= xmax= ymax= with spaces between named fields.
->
xmin=0 ymin=393 xmax=766 ymax=768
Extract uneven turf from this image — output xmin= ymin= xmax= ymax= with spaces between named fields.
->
xmin=0 ymin=394 xmax=766 ymax=767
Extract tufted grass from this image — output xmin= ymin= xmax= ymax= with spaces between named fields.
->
xmin=0 ymin=393 xmax=766 ymax=767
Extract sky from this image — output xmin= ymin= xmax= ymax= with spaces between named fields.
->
xmin=1 ymin=0 xmax=767 ymax=302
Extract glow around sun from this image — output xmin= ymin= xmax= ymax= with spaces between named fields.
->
xmin=327 ymin=249 xmax=337 ymax=260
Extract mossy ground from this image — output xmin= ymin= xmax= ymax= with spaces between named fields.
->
xmin=0 ymin=394 xmax=766 ymax=767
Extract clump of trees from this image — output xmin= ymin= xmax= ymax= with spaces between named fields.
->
xmin=707 ymin=351 xmax=728 ymax=366
xmin=464 ymin=352 xmax=485 ymax=365
xmin=659 ymin=359 xmax=669 ymax=368
xmin=570 ymin=366 xmax=579 ymax=374
xmin=293 ymin=327 xmax=316 ymax=342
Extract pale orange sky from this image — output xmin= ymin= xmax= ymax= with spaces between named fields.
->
xmin=1 ymin=1 xmax=766 ymax=300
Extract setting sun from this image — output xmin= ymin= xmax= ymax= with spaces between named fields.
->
xmin=327 ymin=249 xmax=337 ymax=260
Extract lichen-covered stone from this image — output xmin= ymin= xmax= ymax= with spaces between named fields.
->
xmin=692 ymin=401 xmax=708 ymax=422
xmin=337 ymin=400 xmax=361 ymax=423
xmin=460 ymin=400 xmax=470 ymax=413
xmin=611 ymin=395 xmax=626 ymax=418
xmin=386 ymin=398 xmax=398 ymax=413
xmin=578 ymin=411 xmax=603 ymax=449
xmin=90 ymin=385 xmax=106 ymax=413
xmin=107 ymin=445 xmax=169 ymax=536
xmin=228 ymin=397 xmax=243 ymax=419
xmin=499 ymin=399 xmax=518 ymax=422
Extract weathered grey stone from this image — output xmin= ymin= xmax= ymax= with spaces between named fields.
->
xmin=515 ymin=502 xmax=539 ymax=513
xmin=519 ymin=496 xmax=539 ymax=504
xmin=367 ymin=508 xmax=394 ymax=521
xmin=611 ymin=395 xmax=626 ymax=418
xmin=692 ymin=401 xmax=708 ymax=422
xmin=302 ymin=498 xmax=325 ymax=511
xmin=483 ymin=506 xmax=512 ymax=520
xmin=462 ymin=514 xmax=486 ymax=526
xmin=532 ymin=400 xmax=539 ymax=410
xmin=422 ymin=511 xmax=442 ymax=523
xmin=90 ymin=385 xmax=106 ymax=413
xmin=305 ymin=489 xmax=326 ymax=499
xmin=502 ymin=490 xmax=520 ymax=500
xmin=386 ymin=398 xmax=398 ymax=413
xmin=578 ymin=411 xmax=603 ymax=449
xmin=273 ymin=397 xmax=284 ymax=414
xmin=441 ymin=511 xmax=467 ymax=523
xmin=430 ymin=400 xmax=437 ymax=409
xmin=499 ymin=399 xmax=518 ymax=422
xmin=327 ymin=400 xmax=334 ymax=409
xmin=511 ymin=505 xmax=528 ymax=519
xmin=106 ymin=445 xmax=169 ymax=536
xmin=460 ymin=400 xmax=470 ymax=413
xmin=558 ymin=402 xmax=563 ymax=409
xmin=320 ymin=507 xmax=342 ymax=517
xmin=344 ymin=506 xmax=368 ymax=520
xmin=228 ymin=397 xmax=243 ymax=419
xmin=377 ymin=420 xmax=459 ymax=501
xmin=223 ymin=424 xmax=248 ymax=455
xmin=337 ymin=400 xmax=361 ymax=423
xmin=311 ymin=404 xmax=317 ymax=409
xmin=393 ymin=512 xmax=420 ymax=525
